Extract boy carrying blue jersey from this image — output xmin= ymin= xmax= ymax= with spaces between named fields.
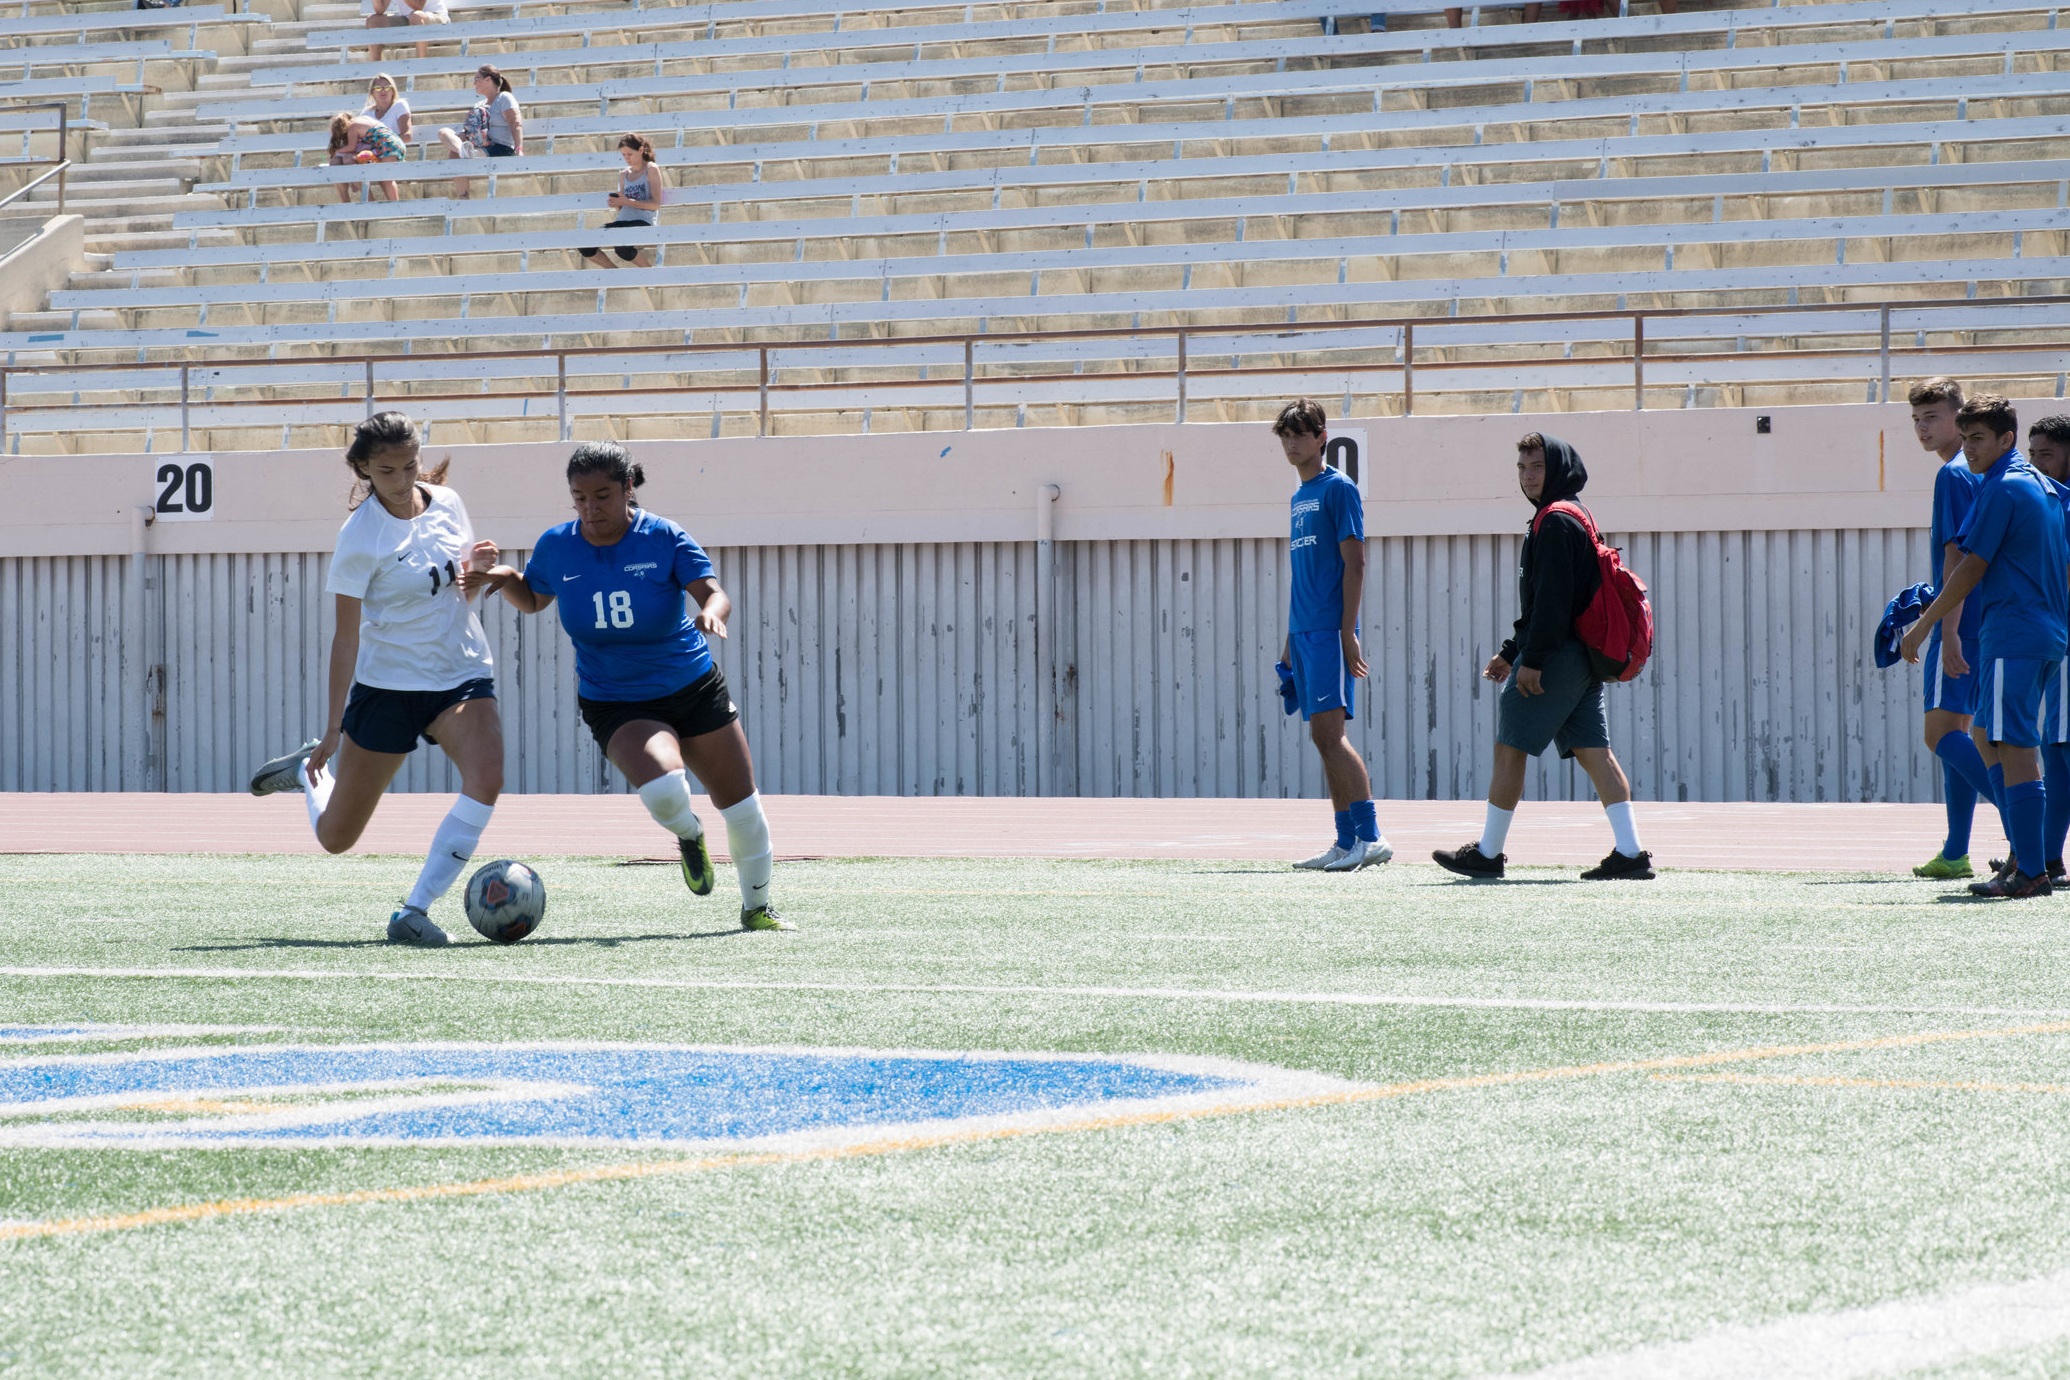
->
xmin=1272 ymin=400 xmax=1392 ymax=871
xmin=1908 ymin=377 xmax=1995 ymax=881
xmin=1902 ymin=396 xmax=2069 ymax=899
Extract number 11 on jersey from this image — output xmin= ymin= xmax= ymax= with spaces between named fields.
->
xmin=593 ymin=590 xmax=634 ymax=629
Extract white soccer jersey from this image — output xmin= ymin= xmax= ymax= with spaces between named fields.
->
xmin=325 ymin=483 xmax=493 ymax=691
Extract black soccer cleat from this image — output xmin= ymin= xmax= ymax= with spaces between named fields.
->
xmin=1432 ymin=842 xmax=1505 ymax=879
xmin=1982 ymin=855 xmax=2060 ymax=882
xmin=678 ymin=832 xmax=716 ymax=897
xmin=1581 ymin=848 xmax=1656 ymax=881
xmin=1969 ymin=868 xmax=2054 ymax=900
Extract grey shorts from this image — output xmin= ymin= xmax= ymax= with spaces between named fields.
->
xmin=1497 ymin=638 xmax=1609 ymax=760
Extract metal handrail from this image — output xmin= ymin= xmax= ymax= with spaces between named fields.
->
xmin=0 ymin=101 xmax=69 ymax=218
xmin=3 ymin=289 xmax=2068 ymax=445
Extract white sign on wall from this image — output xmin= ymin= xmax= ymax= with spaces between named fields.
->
xmin=151 ymin=456 xmax=215 ymax=522
xmin=1325 ymin=427 xmax=1368 ymax=495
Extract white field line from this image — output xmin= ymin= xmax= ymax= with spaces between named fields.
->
xmin=1492 ymin=1266 xmax=2070 ymax=1380
xmin=0 ymin=966 xmax=2061 ymax=1020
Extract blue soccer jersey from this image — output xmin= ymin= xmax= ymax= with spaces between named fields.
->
xmin=1288 ymin=467 xmax=1364 ymax=633
xmin=1959 ymin=450 xmax=2069 ymax=664
xmin=522 ymin=510 xmax=718 ymax=701
xmin=1929 ymin=455 xmax=1984 ymax=646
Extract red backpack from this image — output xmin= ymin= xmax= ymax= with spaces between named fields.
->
xmin=1531 ymin=500 xmax=1653 ymax=683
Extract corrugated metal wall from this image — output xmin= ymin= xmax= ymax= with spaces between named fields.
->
xmin=0 ymin=529 xmax=1938 ymax=802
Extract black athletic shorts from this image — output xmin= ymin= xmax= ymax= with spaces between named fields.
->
xmin=341 ymin=677 xmax=495 ymax=755
xmin=579 ymin=665 xmax=738 ymax=753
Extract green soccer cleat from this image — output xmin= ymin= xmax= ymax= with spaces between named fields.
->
xmin=678 ymin=833 xmax=715 ymax=897
xmin=740 ymin=905 xmax=795 ymax=932
xmin=1913 ymin=853 xmax=1975 ymax=880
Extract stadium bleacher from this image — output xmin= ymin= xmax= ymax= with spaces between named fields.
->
xmin=3 ymin=0 xmax=2068 ymax=452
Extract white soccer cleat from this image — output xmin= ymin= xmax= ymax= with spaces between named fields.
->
xmin=1324 ymin=837 xmax=1393 ymax=872
xmin=248 ymin=739 xmax=318 ymax=796
xmin=1294 ymin=844 xmax=1346 ymax=870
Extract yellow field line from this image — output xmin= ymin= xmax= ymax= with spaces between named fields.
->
xmin=8 ymin=1018 xmax=2069 ymax=1245
xmin=1656 ymin=1072 xmax=2070 ymax=1095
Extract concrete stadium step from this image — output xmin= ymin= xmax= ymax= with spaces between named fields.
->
xmin=8 ymin=311 xmax=125 ymax=332
xmin=27 ymin=185 xmax=200 ymax=210
xmin=84 ymin=228 xmax=241 ymax=252
xmin=63 ymin=158 xmax=205 ymax=182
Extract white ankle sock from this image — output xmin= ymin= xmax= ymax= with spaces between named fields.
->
xmin=1479 ymin=803 xmax=1515 ymax=857
xmin=720 ymin=792 xmax=772 ymax=911
xmin=1604 ymin=800 xmax=1642 ymax=857
xmin=299 ymin=758 xmax=335 ymax=839
xmin=405 ymin=794 xmax=495 ymax=911
xmin=637 ymin=769 xmax=704 ymax=840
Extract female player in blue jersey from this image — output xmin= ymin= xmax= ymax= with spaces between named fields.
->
xmin=482 ymin=442 xmax=787 ymax=931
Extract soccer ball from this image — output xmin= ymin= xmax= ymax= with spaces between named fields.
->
xmin=463 ymin=860 xmax=546 ymax=944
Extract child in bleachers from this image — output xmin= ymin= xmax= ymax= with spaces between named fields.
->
xmin=328 ymin=112 xmax=406 ymax=204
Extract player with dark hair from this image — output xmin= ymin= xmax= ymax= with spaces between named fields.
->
xmin=1433 ymin=433 xmax=1652 ymax=881
xmin=1908 ymin=376 xmax=1997 ymax=880
xmin=248 ymin=410 xmax=504 ymax=946
xmin=1901 ymin=395 xmax=2067 ymax=899
xmin=2021 ymin=415 xmax=2070 ymax=877
xmin=1272 ymin=399 xmax=1391 ymax=871
xmin=481 ymin=442 xmax=788 ymax=930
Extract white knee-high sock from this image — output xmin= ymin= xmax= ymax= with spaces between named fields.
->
xmin=720 ymin=792 xmax=772 ymax=911
xmin=1604 ymin=800 xmax=1642 ymax=857
xmin=405 ymin=794 xmax=495 ymax=911
xmin=299 ymin=758 xmax=335 ymax=839
xmin=1479 ymin=803 xmax=1515 ymax=857
xmin=637 ymin=769 xmax=704 ymax=840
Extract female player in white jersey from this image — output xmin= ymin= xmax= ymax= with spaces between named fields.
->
xmin=480 ymin=442 xmax=787 ymax=931
xmin=248 ymin=411 xmax=504 ymax=948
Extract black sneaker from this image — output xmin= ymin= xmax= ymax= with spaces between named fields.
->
xmin=1970 ymin=869 xmax=2053 ymax=899
xmin=1432 ymin=842 xmax=1505 ymax=879
xmin=1981 ymin=854 xmax=2059 ymax=883
xmin=1581 ymin=848 xmax=1655 ymax=881
xmin=678 ymin=833 xmax=715 ymax=897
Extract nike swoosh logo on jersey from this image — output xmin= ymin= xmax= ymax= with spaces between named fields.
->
xmin=561 ymin=574 xmax=579 ymax=582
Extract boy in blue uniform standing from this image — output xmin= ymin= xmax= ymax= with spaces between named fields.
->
xmin=1273 ymin=400 xmax=1392 ymax=871
xmin=1909 ymin=378 xmax=1996 ymax=880
xmin=1902 ymin=396 xmax=2068 ymax=899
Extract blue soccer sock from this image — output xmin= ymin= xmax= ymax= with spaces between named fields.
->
xmin=2006 ymin=779 xmax=2047 ymax=881
xmin=2046 ymin=744 xmax=2070 ymax=867
xmin=1348 ymin=800 xmax=1379 ymax=844
xmin=1934 ymin=730 xmax=1993 ymax=800
xmin=1988 ymin=763 xmax=2012 ymax=858
xmin=1333 ymin=809 xmax=1354 ymax=851
xmin=1939 ymin=762 xmax=1976 ymax=861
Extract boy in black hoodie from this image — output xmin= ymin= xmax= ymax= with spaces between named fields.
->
xmin=1433 ymin=433 xmax=1655 ymax=880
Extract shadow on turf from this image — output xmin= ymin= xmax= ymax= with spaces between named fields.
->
xmin=177 ymin=930 xmax=744 ymax=953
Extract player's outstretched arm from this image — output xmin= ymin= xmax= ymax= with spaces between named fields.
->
xmin=689 ymin=577 xmax=731 ymax=639
xmin=1901 ymin=552 xmax=1988 ymax=664
xmin=308 ymin=594 xmax=362 ymax=776
xmin=481 ymin=565 xmax=552 ymax=614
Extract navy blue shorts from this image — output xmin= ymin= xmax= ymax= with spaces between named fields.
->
xmin=1286 ymin=629 xmax=1354 ymax=721
xmin=341 ymin=677 xmax=495 ymax=755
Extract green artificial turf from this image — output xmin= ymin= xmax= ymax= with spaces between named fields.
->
xmin=1 ymin=853 xmax=2068 ymax=1378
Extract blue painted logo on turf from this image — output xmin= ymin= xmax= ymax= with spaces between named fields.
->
xmin=0 ymin=1044 xmax=1353 ymax=1150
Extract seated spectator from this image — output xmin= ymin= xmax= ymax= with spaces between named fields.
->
xmin=327 ymin=110 xmax=406 ymax=204
xmin=362 ymin=73 xmax=412 ymax=145
xmin=579 ymin=134 xmax=666 ymax=269
xmin=437 ymin=65 xmax=521 ymax=200
xmin=365 ymin=0 xmax=447 ymax=61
